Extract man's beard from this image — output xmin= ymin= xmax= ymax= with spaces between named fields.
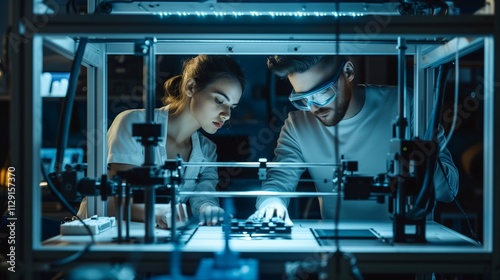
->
xmin=313 ymin=106 xmax=347 ymax=127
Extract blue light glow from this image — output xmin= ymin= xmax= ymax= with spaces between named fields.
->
xmin=153 ymin=11 xmax=365 ymax=18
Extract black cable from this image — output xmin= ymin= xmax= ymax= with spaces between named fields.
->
xmin=41 ymin=162 xmax=95 ymax=269
xmin=66 ymin=1 xmax=71 ymax=14
xmin=50 ymin=25 xmax=90 ymax=270
xmin=46 ymin=0 xmax=142 ymax=270
xmin=437 ymin=158 xmax=482 ymax=245
xmin=71 ymin=0 xmax=78 ymax=14
xmin=54 ymin=37 xmax=87 ymax=173
xmin=65 ymin=0 xmax=78 ymax=14
xmin=45 ymin=1 xmax=161 ymax=272
xmin=409 ymin=63 xmax=452 ymax=220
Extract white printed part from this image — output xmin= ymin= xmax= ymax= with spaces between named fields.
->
xmin=41 ymin=73 xmax=52 ymax=97
xmin=50 ymin=80 xmax=60 ymax=96
xmin=58 ymin=78 xmax=69 ymax=96
xmin=60 ymin=216 xmax=116 ymax=235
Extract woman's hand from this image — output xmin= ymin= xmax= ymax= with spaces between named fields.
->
xmin=155 ymin=203 xmax=188 ymax=229
xmin=198 ymin=204 xmax=225 ymax=226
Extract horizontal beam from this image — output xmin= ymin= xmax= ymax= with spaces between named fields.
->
xmin=109 ymin=1 xmax=400 ymax=16
xmin=104 ymin=40 xmax=423 ymax=55
xmin=420 ymin=37 xmax=485 ymax=68
xmin=31 ymin=250 xmax=490 ymax=274
xmin=33 ymin=15 xmax=494 ymax=40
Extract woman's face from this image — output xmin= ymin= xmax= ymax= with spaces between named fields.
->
xmin=189 ymin=77 xmax=243 ymax=134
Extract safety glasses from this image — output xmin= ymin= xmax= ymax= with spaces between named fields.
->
xmin=288 ymin=62 xmax=345 ymax=111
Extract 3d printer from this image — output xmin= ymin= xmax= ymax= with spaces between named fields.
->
xmin=4 ymin=0 xmax=498 ymax=279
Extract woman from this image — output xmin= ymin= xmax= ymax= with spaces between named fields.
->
xmin=79 ymin=55 xmax=245 ymax=228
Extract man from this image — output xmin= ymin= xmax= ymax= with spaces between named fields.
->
xmin=255 ymin=55 xmax=459 ymax=224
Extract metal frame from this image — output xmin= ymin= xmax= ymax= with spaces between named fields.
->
xmin=105 ymin=40 xmax=419 ymax=55
xmin=108 ymin=1 xmax=402 ymax=16
xmin=85 ymin=42 xmax=108 ymax=217
xmin=9 ymin=2 xmax=39 ymax=278
xmin=8 ymin=0 xmax=499 ymax=279
xmin=28 ymin=14 xmax=494 ymax=39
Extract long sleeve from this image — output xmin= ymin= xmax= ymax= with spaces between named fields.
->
xmin=256 ymin=113 xmax=306 ymax=210
xmin=434 ymin=125 xmax=459 ymax=202
xmin=407 ymin=89 xmax=459 ymax=203
xmin=188 ymin=134 xmax=220 ymax=217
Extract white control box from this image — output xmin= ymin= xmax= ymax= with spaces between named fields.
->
xmin=60 ymin=216 xmax=116 ymax=235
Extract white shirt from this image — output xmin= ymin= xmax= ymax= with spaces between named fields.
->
xmin=256 ymin=85 xmax=459 ymax=220
xmin=78 ymin=107 xmax=219 ymax=218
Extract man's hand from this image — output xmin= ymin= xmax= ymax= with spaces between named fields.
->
xmin=155 ymin=203 xmax=188 ymax=229
xmin=198 ymin=204 xmax=225 ymax=226
xmin=253 ymin=202 xmax=294 ymax=226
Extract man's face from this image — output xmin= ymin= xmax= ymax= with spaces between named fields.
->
xmin=288 ymin=60 xmax=352 ymax=127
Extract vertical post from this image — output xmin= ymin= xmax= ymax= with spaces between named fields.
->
xmin=170 ymin=157 xmax=184 ymax=245
xmin=485 ymin=0 xmax=500 ymax=275
xmin=144 ymin=187 xmax=156 ymax=243
xmin=394 ymin=37 xmax=408 ymax=243
xmin=10 ymin=1 xmax=38 ymax=278
xmin=397 ymin=37 xmax=408 ymax=139
xmin=142 ymin=38 xmax=157 ymax=244
xmin=414 ymin=45 xmax=426 ymax=138
xmin=86 ymin=43 xmax=108 ymax=217
xmin=125 ymin=183 xmax=131 ymax=240
xmin=143 ymin=38 xmax=156 ymax=165
xmin=393 ymin=37 xmax=426 ymax=243
xmin=117 ymin=182 xmax=123 ymax=242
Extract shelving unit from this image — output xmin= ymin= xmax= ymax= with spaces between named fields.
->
xmin=7 ymin=1 xmax=499 ymax=279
